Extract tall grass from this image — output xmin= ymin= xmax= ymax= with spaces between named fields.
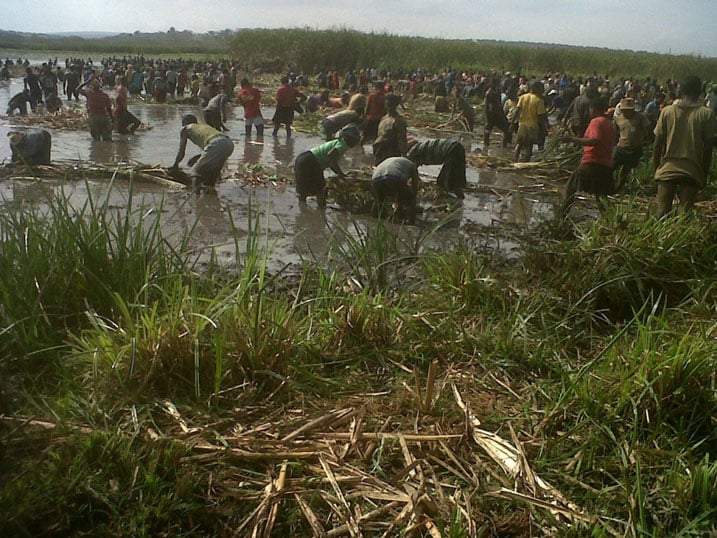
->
xmin=4 ymin=178 xmax=717 ymax=535
xmin=230 ymin=28 xmax=717 ymax=80
xmin=4 ymin=27 xmax=714 ymax=80
xmin=0 ymin=178 xmax=191 ymax=380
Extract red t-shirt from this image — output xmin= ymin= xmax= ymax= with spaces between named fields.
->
xmin=581 ymin=116 xmax=615 ymax=167
xmin=275 ymin=84 xmax=302 ymax=107
xmin=80 ymin=88 xmax=111 ymax=117
xmin=238 ymin=86 xmax=262 ymax=119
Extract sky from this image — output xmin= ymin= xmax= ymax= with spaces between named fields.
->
xmin=3 ymin=0 xmax=716 ymax=58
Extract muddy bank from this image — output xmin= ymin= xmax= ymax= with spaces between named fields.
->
xmin=0 ymin=74 xmax=564 ymax=273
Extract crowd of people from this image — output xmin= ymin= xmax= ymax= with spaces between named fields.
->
xmin=4 ymin=55 xmax=717 ymax=220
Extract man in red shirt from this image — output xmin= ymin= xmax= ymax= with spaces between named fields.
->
xmin=237 ymin=78 xmax=264 ymax=138
xmin=561 ymin=97 xmax=616 ymax=216
xmin=78 ymin=77 xmax=113 ymax=141
xmin=272 ymin=76 xmax=305 ymax=138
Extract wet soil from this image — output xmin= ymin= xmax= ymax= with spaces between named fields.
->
xmin=0 ymin=60 xmax=564 ymax=273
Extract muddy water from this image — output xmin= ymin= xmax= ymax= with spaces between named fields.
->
xmin=0 ymin=72 xmax=560 ymax=274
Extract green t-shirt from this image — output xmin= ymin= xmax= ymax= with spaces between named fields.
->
xmin=310 ymin=138 xmax=347 ymax=169
xmin=654 ymin=101 xmax=716 ymax=187
xmin=186 ymin=123 xmax=221 ymax=149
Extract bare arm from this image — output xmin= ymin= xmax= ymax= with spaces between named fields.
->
xmin=172 ymin=127 xmax=189 ymax=168
xmin=327 ymin=148 xmax=346 ymax=177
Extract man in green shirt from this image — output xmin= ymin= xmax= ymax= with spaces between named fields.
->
xmin=294 ymin=123 xmax=361 ymax=208
xmin=652 ymin=75 xmax=716 ymax=217
xmin=613 ymin=97 xmax=651 ymax=188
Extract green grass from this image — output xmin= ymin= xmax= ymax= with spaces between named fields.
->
xmin=3 ymin=178 xmax=717 ymax=535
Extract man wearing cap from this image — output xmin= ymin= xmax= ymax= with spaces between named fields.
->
xmin=171 ymin=114 xmax=235 ymax=192
xmin=652 ymin=75 xmax=716 ymax=217
xmin=613 ymin=97 xmax=651 ymax=188
xmin=78 ymin=77 xmax=113 ymax=141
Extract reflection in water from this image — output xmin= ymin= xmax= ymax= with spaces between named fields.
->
xmin=88 ymin=139 xmax=114 ymax=163
xmin=292 ymin=204 xmax=328 ymax=260
xmin=114 ymin=138 xmax=132 ymax=163
xmin=193 ymin=193 xmax=230 ymax=235
xmin=5 ymin=180 xmax=57 ymax=206
xmin=505 ymin=191 xmax=530 ymax=225
xmin=242 ymin=139 xmax=264 ymax=165
xmin=272 ymin=137 xmax=295 ymax=175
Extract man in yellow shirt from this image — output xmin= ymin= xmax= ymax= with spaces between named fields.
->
xmin=512 ymin=81 xmax=547 ymax=162
xmin=171 ymin=114 xmax=235 ymax=192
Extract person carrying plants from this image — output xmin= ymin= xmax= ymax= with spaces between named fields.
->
xmin=652 ymin=75 xmax=716 ymax=218
xmin=561 ymin=96 xmax=616 ymax=216
xmin=294 ymin=123 xmax=361 ymax=209
xmin=170 ymin=114 xmax=235 ymax=192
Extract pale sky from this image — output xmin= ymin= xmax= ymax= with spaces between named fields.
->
xmin=3 ymin=0 xmax=716 ymax=58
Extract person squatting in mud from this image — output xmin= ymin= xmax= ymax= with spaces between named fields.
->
xmin=6 ymin=90 xmax=33 ymax=116
xmin=171 ymin=114 xmax=235 ymax=192
xmin=294 ymin=123 xmax=361 ymax=209
xmin=371 ymin=156 xmax=420 ymax=225
xmin=7 ymin=129 xmax=52 ymax=166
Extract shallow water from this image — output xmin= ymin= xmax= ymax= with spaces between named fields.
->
xmin=0 ymin=71 xmax=561 ymax=273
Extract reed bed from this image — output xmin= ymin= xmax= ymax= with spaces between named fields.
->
xmin=1 ymin=167 xmax=717 ymax=535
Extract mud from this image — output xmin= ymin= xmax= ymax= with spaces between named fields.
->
xmin=0 ymin=56 xmax=563 ymax=274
